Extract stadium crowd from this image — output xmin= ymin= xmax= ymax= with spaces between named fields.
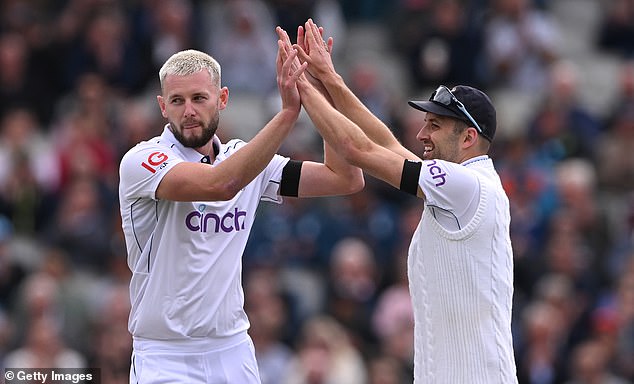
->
xmin=0 ymin=0 xmax=633 ymax=383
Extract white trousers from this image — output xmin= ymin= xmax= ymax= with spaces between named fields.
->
xmin=129 ymin=336 xmax=261 ymax=383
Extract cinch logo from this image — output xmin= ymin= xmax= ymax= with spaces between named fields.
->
xmin=141 ymin=152 xmax=169 ymax=173
xmin=185 ymin=206 xmax=247 ymax=233
xmin=426 ymin=160 xmax=447 ymax=187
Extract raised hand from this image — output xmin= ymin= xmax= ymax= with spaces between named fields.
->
xmin=294 ymin=19 xmax=336 ymax=81
xmin=275 ymin=28 xmax=308 ymax=115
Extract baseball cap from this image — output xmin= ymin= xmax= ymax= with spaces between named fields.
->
xmin=408 ymin=85 xmax=497 ymax=141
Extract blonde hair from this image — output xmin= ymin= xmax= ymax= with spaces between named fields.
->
xmin=158 ymin=49 xmax=221 ymax=90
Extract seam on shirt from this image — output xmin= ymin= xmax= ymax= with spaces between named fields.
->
xmin=130 ymin=198 xmax=143 ymax=252
xmin=427 ymin=204 xmax=461 ymax=230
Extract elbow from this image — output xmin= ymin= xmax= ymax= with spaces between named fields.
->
xmin=341 ymin=137 xmax=372 ymax=169
xmin=214 ymin=179 xmax=242 ymax=201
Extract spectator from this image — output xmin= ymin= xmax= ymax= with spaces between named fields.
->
xmin=527 ymin=61 xmax=603 ymax=164
xmin=563 ymin=338 xmax=631 ymax=384
xmin=515 ymin=300 xmax=568 ymax=384
xmin=325 ymin=236 xmax=380 ymax=350
xmin=371 ymin=249 xmax=414 ymax=376
xmin=0 ymin=32 xmax=56 ymax=124
xmin=405 ymin=0 xmax=486 ymax=90
xmin=597 ymin=0 xmax=634 ymax=58
xmin=0 ymin=108 xmax=60 ymax=234
xmin=483 ymin=0 xmax=560 ymax=91
xmin=245 ymin=267 xmax=295 ymax=384
xmin=4 ymin=317 xmax=86 ymax=369
xmin=203 ymin=0 xmax=278 ymax=95
xmin=284 ymin=315 xmax=367 ymax=384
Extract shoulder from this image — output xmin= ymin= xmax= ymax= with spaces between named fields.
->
xmin=119 ymin=138 xmax=183 ymax=183
xmin=420 ymin=159 xmax=478 ymax=186
xmin=121 ymin=137 xmax=176 ymax=165
xmin=219 ymin=139 xmax=246 ymax=156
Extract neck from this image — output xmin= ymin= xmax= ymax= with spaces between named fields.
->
xmin=195 ymin=140 xmax=215 ymax=161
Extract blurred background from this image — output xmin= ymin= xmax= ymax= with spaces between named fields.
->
xmin=0 ymin=0 xmax=633 ymax=383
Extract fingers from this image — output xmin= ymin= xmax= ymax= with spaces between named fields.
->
xmin=303 ymin=19 xmax=319 ymax=51
xmin=275 ymin=26 xmax=292 ymax=46
xmin=293 ymin=43 xmax=310 ymax=63
xmin=304 ymin=19 xmax=329 ymax=53
xmin=280 ymin=44 xmax=305 ymax=81
xmin=297 ymin=25 xmax=305 ymax=52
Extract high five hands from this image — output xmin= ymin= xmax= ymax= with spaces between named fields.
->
xmin=275 ymin=26 xmax=308 ymax=116
xmin=295 ymin=19 xmax=336 ymax=82
xmin=276 ymin=19 xmax=336 ymax=103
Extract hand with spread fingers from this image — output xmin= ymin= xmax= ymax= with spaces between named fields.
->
xmin=275 ymin=27 xmax=308 ymax=117
xmin=276 ymin=25 xmax=333 ymax=103
xmin=294 ymin=19 xmax=336 ymax=82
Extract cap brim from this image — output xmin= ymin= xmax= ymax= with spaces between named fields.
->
xmin=408 ymin=100 xmax=463 ymax=120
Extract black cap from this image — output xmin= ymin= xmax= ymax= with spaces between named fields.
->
xmin=408 ymin=85 xmax=497 ymax=141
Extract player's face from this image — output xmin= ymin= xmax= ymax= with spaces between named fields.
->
xmin=416 ymin=113 xmax=462 ymax=163
xmin=158 ymin=70 xmax=228 ymax=149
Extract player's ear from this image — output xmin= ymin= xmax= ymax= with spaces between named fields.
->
xmin=157 ymin=95 xmax=168 ymax=118
xmin=462 ymin=127 xmax=478 ymax=149
xmin=218 ymin=87 xmax=229 ymax=110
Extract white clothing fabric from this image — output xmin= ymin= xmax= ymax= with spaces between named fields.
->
xmin=408 ymin=155 xmax=517 ymax=383
xmin=119 ymin=126 xmax=289 ymax=343
xmin=130 ymin=332 xmax=260 ymax=383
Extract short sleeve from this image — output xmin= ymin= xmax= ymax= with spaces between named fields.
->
xmin=260 ymin=154 xmax=290 ymax=203
xmin=418 ymin=159 xmax=480 ymax=218
xmin=119 ymin=143 xmax=184 ymax=201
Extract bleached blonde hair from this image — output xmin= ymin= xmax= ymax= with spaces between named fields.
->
xmin=158 ymin=49 xmax=221 ymax=91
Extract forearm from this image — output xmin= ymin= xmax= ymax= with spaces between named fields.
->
xmin=322 ymin=141 xmax=365 ymax=194
xmin=299 ymin=82 xmax=372 ymax=165
xmin=213 ymin=109 xmax=298 ymax=195
xmin=320 ymin=72 xmax=400 ymax=149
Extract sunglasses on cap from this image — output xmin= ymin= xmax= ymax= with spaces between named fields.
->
xmin=430 ymin=86 xmax=483 ymax=135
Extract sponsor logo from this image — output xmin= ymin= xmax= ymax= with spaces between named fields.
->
xmin=141 ymin=152 xmax=169 ymax=173
xmin=185 ymin=206 xmax=247 ymax=233
xmin=425 ymin=160 xmax=447 ymax=187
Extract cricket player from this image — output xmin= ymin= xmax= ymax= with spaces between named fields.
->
xmin=119 ymin=45 xmax=363 ymax=383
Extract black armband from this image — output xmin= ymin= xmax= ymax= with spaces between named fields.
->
xmin=280 ymin=160 xmax=303 ymax=197
xmin=400 ymin=159 xmax=422 ymax=195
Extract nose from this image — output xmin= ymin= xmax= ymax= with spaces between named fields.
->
xmin=416 ymin=125 xmax=429 ymax=141
xmin=183 ymin=100 xmax=196 ymax=117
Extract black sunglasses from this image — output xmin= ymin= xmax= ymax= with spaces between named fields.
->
xmin=430 ymin=86 xmax=483 ymax=135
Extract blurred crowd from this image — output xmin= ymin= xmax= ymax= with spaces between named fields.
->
xmin=0 ymin=0 xmax=633 ymax=383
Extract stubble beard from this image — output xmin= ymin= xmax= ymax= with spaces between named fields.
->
xmin=169 ymin=113 xmax=219 ymax=149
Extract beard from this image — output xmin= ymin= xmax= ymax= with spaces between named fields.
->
xmin=169 ymin=113 xmax=219 ymax=148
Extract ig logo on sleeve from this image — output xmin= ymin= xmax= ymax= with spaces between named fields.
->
xmin=141 ymin=152 xmax=169 ymax=173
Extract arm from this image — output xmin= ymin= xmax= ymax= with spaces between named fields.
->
xmin=283 ymin=35 xmax=421 ymax=198
xmin=156 ymin=45 xmax=307 ymax=202
xmin=298 ymin=75 xmax=414 ymax=194
xmin=295 ymin=19 xmax=421 ymax=162
xmin=275 ymin=27 xmax=364 ymax=198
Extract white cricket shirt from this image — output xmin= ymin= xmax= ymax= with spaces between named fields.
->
xmin=119 ymin=126 xmax=289 ymax=346
xmin=408 ymin=155 xmax=518 ymax=384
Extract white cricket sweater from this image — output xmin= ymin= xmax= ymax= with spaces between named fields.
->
xmin=408 ymin=156 xmax=518 ymax=383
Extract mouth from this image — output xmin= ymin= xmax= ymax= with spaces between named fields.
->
xmin=422 ymin=143 xmax=433 ymax=158
xmin=182 ymin=121 xmax=201 ymax=130
xmin=183 ymin=123 xmax=200 ymax=130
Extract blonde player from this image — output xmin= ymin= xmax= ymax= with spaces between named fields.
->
xmin=119 ymin=44 xmax=363 ymax=383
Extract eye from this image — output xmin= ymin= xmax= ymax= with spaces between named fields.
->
xmin=193 ymin=95 xmax=208 ymax=102
xmin=170 ymin=97 xmax=184 ymax=105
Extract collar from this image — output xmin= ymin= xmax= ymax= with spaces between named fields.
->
xmin=160 ymin=124 xmax=221 ymax=163
xmin=461 ymin=155 xmax=490 ymax=167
